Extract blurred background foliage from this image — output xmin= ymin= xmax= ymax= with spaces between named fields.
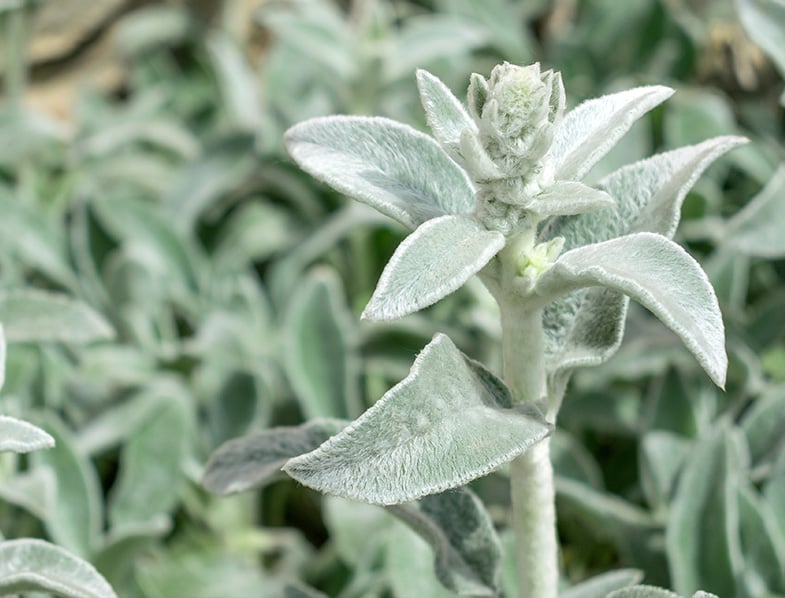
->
xmin=0 ymin=0 xmax=784 ymax=596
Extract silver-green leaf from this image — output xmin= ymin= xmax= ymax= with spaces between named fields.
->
xmin=562 ymin=569 xmax=644 ymax=598
xmin=416 ymin=69 xmax=476 ymax=162
xmin=551 ymin=86 xmax=674 ymax=181
xmin=388 ymin=488 xmax=501 ymax=596
xmin=607 ymin=586 xmax=681 ymax=598
xmin=362 ymin=215 xmax=505 ymax=321
xmin=202 ymin=419 xmax=347 ymax=495
xmin=528 ymin=181 xmax=614 ymax=217
xmin=535 ymin=233 xmax=726 ymax=387
xmin=0 ymin=415 xmax=55 ymax=454
xmin=285 ymin=116 xmax=475 ymax=229
xmin=0 ymin=539 xmax=117 ymax=598
xmin=284 ymin=334 xmax=551 ymax=505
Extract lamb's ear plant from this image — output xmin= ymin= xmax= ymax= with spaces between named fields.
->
xmin=206 ymin=62 xmax=744 ymax=596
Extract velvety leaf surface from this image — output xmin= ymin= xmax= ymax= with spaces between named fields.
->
xmin=562 ymin=569 xmax=644 ymax=598
xmin=203 ymin=419 xmax=347 ymax=495
xmin=0 ymin=289 xmax=113 ymax=343
xmin=388 ymin=488 xmax=501 ymax=596
xmin=528 ymin=181 xmax=614 ymax=217
xmin=284 ymin=269 xmax=359 ymax=418
xmin=284 ymin=334 xmax=551 ymax=504
xmin=416 ymin=69 xmax=476 ymax=160
xmin=0 ymin=415 xmax=55 ymax=454
xmin=607 ymin=586 xmax=681 ymax=598
xmin=724 ymin=165 xmax=785 ymax=258
xmin=551 ymin=86 xmax=674 ymax=181
xmin=363 ymin=215 xmax=504 ymax=320
xmin=536 ymin=233 xmax=726 ymax=386
xmin=666 ymin=427 xmax=742 ymax=596
xmin=285 ymin=116 xmax=475 ymax=229
xmin=0 ymin=539 xmax=117 ymax=598
xmin=541 ymin=137 xmax=740 ymax=374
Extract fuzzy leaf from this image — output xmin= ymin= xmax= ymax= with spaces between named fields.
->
xmin=284 ymin=334 xmax=551 ymax=505
xmin=416 ymin=69 xmax=476 ymax=162
xmin=389 ymin=488 xmax=501 ymax=596
xmin=528 ymin=181 xmax=614 ymax=217
xmin=562 ymin=570 xmax=644 ymax=598
xmin=363 ymin=215 xmax=504 ymax=320
xmin=639 ymin=431 xmax=691 ymax=509
xmin=551 ymin=86 xmax=674 ymax=181
xmin=607 ymin=586 xmax=680 ymax=598
xmin=541 ymin=138 xmax=740 ymax=375
xmin=203 ymin=419 xmax=347 ymax=495
xmin=285 ymin=116 xmax=475 ymax=229
xmin=0 ymin=415 xmax=55 ymax=454
xmin=549 ymin=136 xmax=746 ymax=252
xmin=0 ymin=539 xmax=117 ymax=598
xmin=0 ymin=289 xmax=113 ymax=343
xmin=536 ymin=233 xmax=726 ymax=386
xmin=543 ymin=287 xmax=629 ymax=373
xmin=666 ymin=426 xmax=742 ymax=596
xmin=284 ymin=269 xmax=360 ymax=418
xmin=725 ymin=165 xmax=785 ymax=258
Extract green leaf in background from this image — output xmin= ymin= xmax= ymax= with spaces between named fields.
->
xmin=666 ymin=426 xmax=743 ymax=596
xmin=206 ymin=32 xmax=263 ymax=132
xmin=284 ymin=334 xmax=551 ymax=504
xmin=284 ymin=269 xmax=360 ymax=419
xmin=284 ymin=116 xmax=475 ymax=229
xmin=724 ymin=165 xmax=785 ymax=258
xmin=202 ymin=419 xmax=347 ymax=495
xmin=0 ymin=289 xmax=113 ymax=343
xmin=561 ymin=569 xmax=644 ymax=598
xmin=389 ymin=15 xmax=487 ymax=82
xmin=0 ymin=539 xmax=117 ymax=598
xmin=165 ymin=135 xmax=259 ymax=232
xmin=30 ymin=416 xmax=103 ymax=558
xmin=362 ymin=215 xmax=505 ymax=320
xmin=737 ymin=482 xmax=785 ymax=596
xmin=551 ymin=86 xmax=674 ymax=181
xmin=109 ymin=390 xmax=193 ymax=529
xmin=639 ymin=431 xmax=691 ymax=510
xmin=0 ymin=415 xmax=55 ymax=453
xmin=388 ymin=488 xmax=502 ymax=596
xmin=737 ymin=0 xmax=785 ymax=80
xmin=535 ymin=233 xmax=726 ymax=387
xmin=740 ymin=384 xmax=785 ymax=466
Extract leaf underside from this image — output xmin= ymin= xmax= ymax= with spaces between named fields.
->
xmin=537 ymin=233 xmax=726 ymax=387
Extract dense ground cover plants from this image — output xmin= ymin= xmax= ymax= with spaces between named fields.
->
xmin=1 ymin=0 xmax=785 ymax=596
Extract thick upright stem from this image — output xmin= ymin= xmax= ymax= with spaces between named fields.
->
xmin=500 ymin=301 xmax=558 ymax=598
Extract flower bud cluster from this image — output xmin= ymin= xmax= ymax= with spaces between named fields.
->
xmin=462 ymin=63 xmax=565 ymax=229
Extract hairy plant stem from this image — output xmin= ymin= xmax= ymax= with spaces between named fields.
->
xmin=500 ymin=299 xmax=558 ymax=598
